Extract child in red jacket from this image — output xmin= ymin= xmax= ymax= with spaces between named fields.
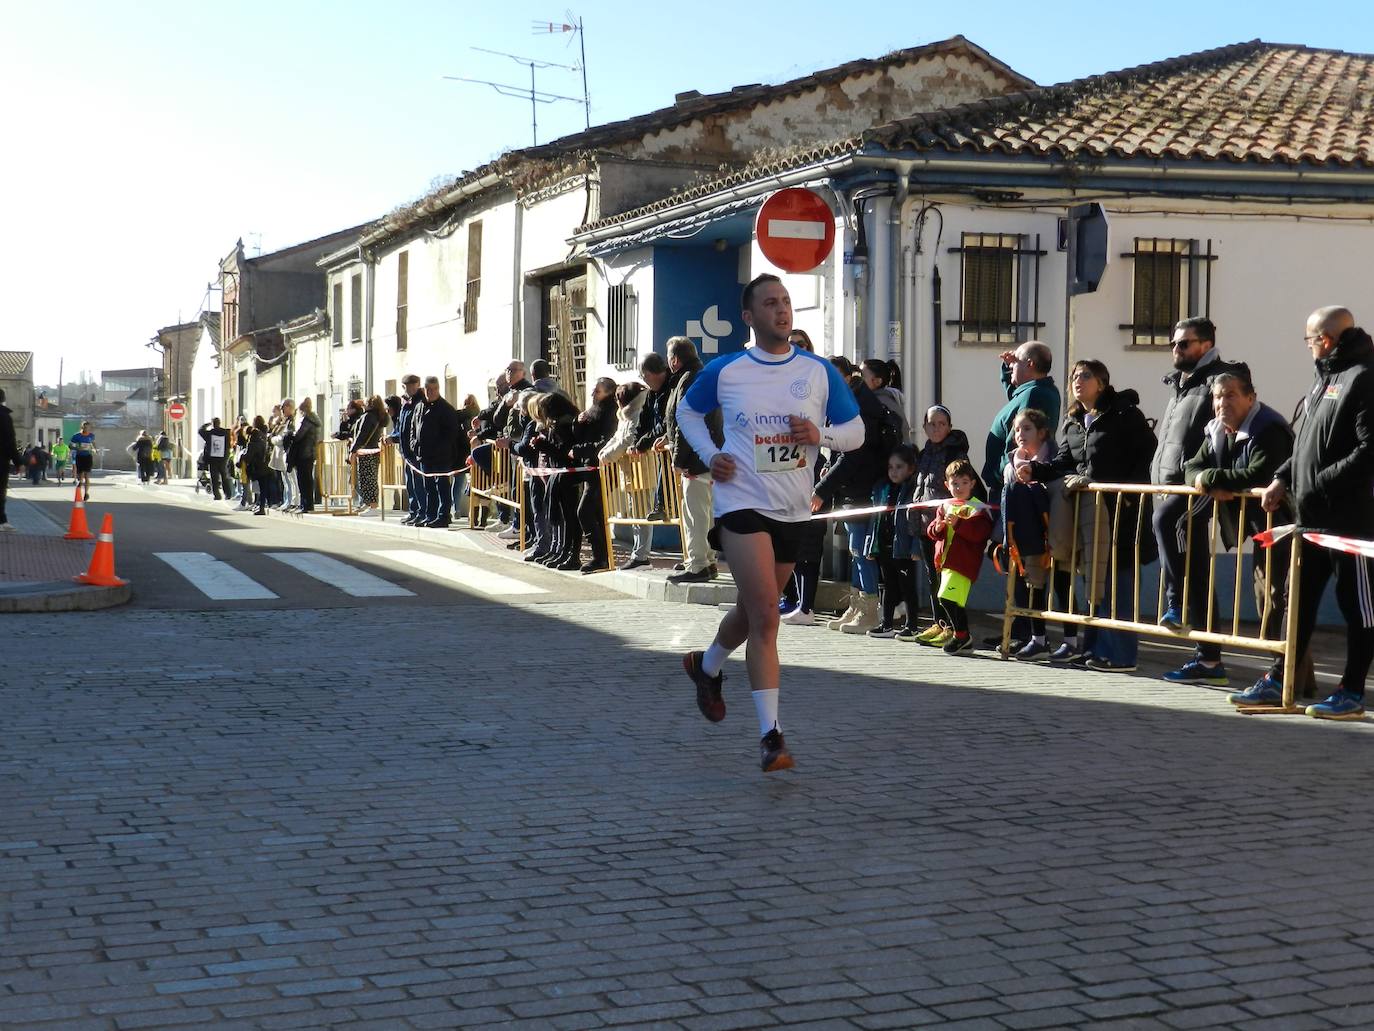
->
xmin=927 ymin=459 xmax=995 ymax=654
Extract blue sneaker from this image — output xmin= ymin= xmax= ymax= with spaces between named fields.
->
xmin=1013 ymin=640 xmax=1051 ymax=662
xmin=1049 ymin=642 xmax=1088 ymax=665
xmin=1163 ymin=660 xmax=1229 ymax=687
xmin=1228 ymin=673 xmax=1282 ymax=706
xmin=1159 ymin=607 xmax=1186 ymax=631
xmin=1306 ymin=688 xmax=1366 ymax=721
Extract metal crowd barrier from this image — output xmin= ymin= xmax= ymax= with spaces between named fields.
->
xmin=999 ymin=482 xmax=1304 ymax=713
xmin=378 ymin=444 xmax=406 ymax=522
xmin=467 ymin=446 xmax=526 ymax=550
xmin=597 ymin=450 xmax=687 ymax=566
xmin=315 ymin=439 xmax=356 ymax=516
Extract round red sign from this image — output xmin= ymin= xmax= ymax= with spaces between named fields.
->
xmin=168 ymin=401 xmax=187 ymax=421
xmin=755 ymin=188 xmax=836 ymax=274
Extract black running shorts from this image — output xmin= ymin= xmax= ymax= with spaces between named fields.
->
xmin=709 ymin=509 xmax=806 ymax=564
xmin=74 ymin=453 xmax=93 ymax=473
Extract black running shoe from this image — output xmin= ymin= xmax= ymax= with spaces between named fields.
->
xmin=760 ymin=729 xmax=794 ymax=773
xmin=683 ymin=651 xmax=725 ymax=723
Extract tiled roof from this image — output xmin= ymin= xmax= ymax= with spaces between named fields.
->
xmin=0 ymin=351 xmax=35 ymax=377
xmin=375 ymin=36 xmax=1030 ymax=242
xmin=577 ymin=137 xmax=863 ymax=235
xmin=517 ymin=36 xmax=1029 ymax=160
xmin=866 ymin=41 xmax=1374 ymax=167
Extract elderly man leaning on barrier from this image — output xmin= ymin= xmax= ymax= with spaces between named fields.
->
xmin=1157 ymin=372 xmax=1294 ymax=687
xmin=662 ymin=336 xmax=723 ymax=585
xmin=1151 ymin=317 xmax=1251 ymax=635
xmin=1248 ymin=306 xmax=1374 ymax=718
xmin=390 ymin=375 xmax=424 ymax=525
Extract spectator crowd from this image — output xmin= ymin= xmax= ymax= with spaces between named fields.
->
xmin=30 ymin=303 xmax=1361 ymax=720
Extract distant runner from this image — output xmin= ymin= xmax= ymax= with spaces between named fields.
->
xmin=70 ymin=421 xmax=96 ymax=501
xmin=677 ymin=274 xmax=864 ymax=772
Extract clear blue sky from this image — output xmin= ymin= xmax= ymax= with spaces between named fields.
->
xmin=5 ymin=0 xmax=1370 ymax=386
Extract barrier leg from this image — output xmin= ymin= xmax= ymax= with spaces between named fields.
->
xmin=1236 ymin=532 xmax=1305 ymax=716
xmin=1000 ymin=558 xmax=1016 ymax=660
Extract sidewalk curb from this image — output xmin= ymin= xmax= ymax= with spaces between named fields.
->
xmin=0 ymin=581 xmax=132 ymax=613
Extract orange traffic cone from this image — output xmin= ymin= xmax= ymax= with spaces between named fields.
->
xmin=74 ymin=514 xmax=127 ymax=587
xmin=64 ymin=485 xmax=94 ymax=541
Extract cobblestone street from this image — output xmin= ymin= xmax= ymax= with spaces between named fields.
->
xmin=4 ymin=598 xmax=1374 ymax=1030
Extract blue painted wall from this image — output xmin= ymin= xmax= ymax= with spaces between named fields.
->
xmin=651 ymin=246 xmax=749 ymax=357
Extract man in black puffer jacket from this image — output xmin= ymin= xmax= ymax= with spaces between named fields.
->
xmin=415 ymin=376 xmax=461 ymax=528
xmin=1249 ymin=307 xmax=1374 ymax=719
xmin=1151 ymin=317 xmax=1251 ymax=629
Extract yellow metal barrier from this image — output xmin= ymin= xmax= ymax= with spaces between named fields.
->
xmin=999 ymin=482 xmax=1303 ymax=712
xmin=378 ymin=444 xmax=407 ymax=522
xmin=467 ymin=446 xmax=526 ymax=550
xmin=597 ymin=449 xmax=686 ymax=565
xmin=315 ymin=440 xmax=356 ymax=515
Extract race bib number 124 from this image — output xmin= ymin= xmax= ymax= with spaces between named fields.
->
xmin=754 ymin=432 xmax=805 ymax=474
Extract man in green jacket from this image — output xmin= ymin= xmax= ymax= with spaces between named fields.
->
xmin=982 ymin=341 xmax=1061 ymax=497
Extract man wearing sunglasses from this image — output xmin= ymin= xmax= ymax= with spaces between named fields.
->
xmin=1151 ymin=317 xmax=1251 ymax=683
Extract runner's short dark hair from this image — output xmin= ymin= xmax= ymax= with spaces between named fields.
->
xmin=741 ymin=273 xmax=782 ymax=311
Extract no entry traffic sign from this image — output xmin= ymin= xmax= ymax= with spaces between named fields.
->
xmin=756 ymin=188 xmax=836 ymax=273
xmin=168 ymin=401 xmax=187 ymax=421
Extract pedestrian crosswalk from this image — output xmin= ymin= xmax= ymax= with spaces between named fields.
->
xmin=155 ymin=552 xmax=278 ymax=600
xmin=154 ymin=550 xmax=548 ymax=601
xmin=266 ymin=552 xmax=413 ymax=598
xmin=368 ymin=549 xmax=547 ymax=596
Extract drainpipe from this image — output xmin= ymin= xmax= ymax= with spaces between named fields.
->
xmin=359 ymin=244 xmax=376 ymax=398
xmin=867 ymin=196 xmax=891 ymax=363
xmin=512 ymin=200 xmax=525 ymax=361
xmin=888 ymin=172 xmax=914 ymax=427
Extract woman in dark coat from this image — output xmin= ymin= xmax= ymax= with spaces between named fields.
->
xmin=532 ymin=391 xmax=583 ymax=569
xmin=564 ymin=378 xmax=618 ymax=573
xmin=245 ymin=425 xmax=271 ymax=515
xmin=350 ymin=394 xmax=388 ymax=511
xmin=1022 ymin=359 xmax=1158 ymax=671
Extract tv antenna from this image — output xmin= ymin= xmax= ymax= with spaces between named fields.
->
xmin=533 ymin=12 xmax=589 ymax=129
xmin=443 ymin=44 xmax=584 ymax=145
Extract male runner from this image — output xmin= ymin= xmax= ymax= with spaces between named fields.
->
xmin=677 ymin=274 xmax=865 ymax=772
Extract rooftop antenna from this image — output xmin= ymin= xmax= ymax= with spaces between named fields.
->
xmin=443 ymin=46 xmax=583 ymax=145
xmin=533 ymin=12 xmax=589 ymax=129
xmin=247 ymin=232 xmax=262 ymax=256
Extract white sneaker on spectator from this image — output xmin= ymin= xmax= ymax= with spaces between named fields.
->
xmin=781 ymin=606 xmax=814 ymax=626
xmin=497 ymin=526 xmax=520 ymax=540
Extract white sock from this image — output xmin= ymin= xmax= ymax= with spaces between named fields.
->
xmin=1063 ymin=636 xmax=1079 ymax=647
xmin=701 ymin=641 xmax=733 ymax=678
xmin=752 ymin=689 xmax=780 ymax=737
xmin=1031 ymin=634 xmax=1046 ymax=645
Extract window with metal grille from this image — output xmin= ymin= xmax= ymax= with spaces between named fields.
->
xmin=946 ymin=233 xmax=1045 ymax=344
xmin=350 ymin=274 xmax=363 ymax=342
xmin=464 ymin=221 xmax=482 ymax=334
xmin=331 ymin=283 xmax=343 ymax=346
xmin=1119 ymin=238 xmax=1216 ymax=346
xmin=396 ymin=251 xmax=408 ymax=351
xmin=607 ymin=283 xmax=638 ymax=369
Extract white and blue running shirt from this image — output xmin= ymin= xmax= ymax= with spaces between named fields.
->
xmin=676 ymin=346 xmax=864 ymax=521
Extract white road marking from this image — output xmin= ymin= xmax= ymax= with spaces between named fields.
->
xmin=155 ymin=552 xmax=277 ymax=600
xmin=368 ymin=549 xmax=547 ymax=596
xmin=767 ymin=218 xmax=827 ymax=240
xmin=266 ymin=552 xmax=413 ymax=598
